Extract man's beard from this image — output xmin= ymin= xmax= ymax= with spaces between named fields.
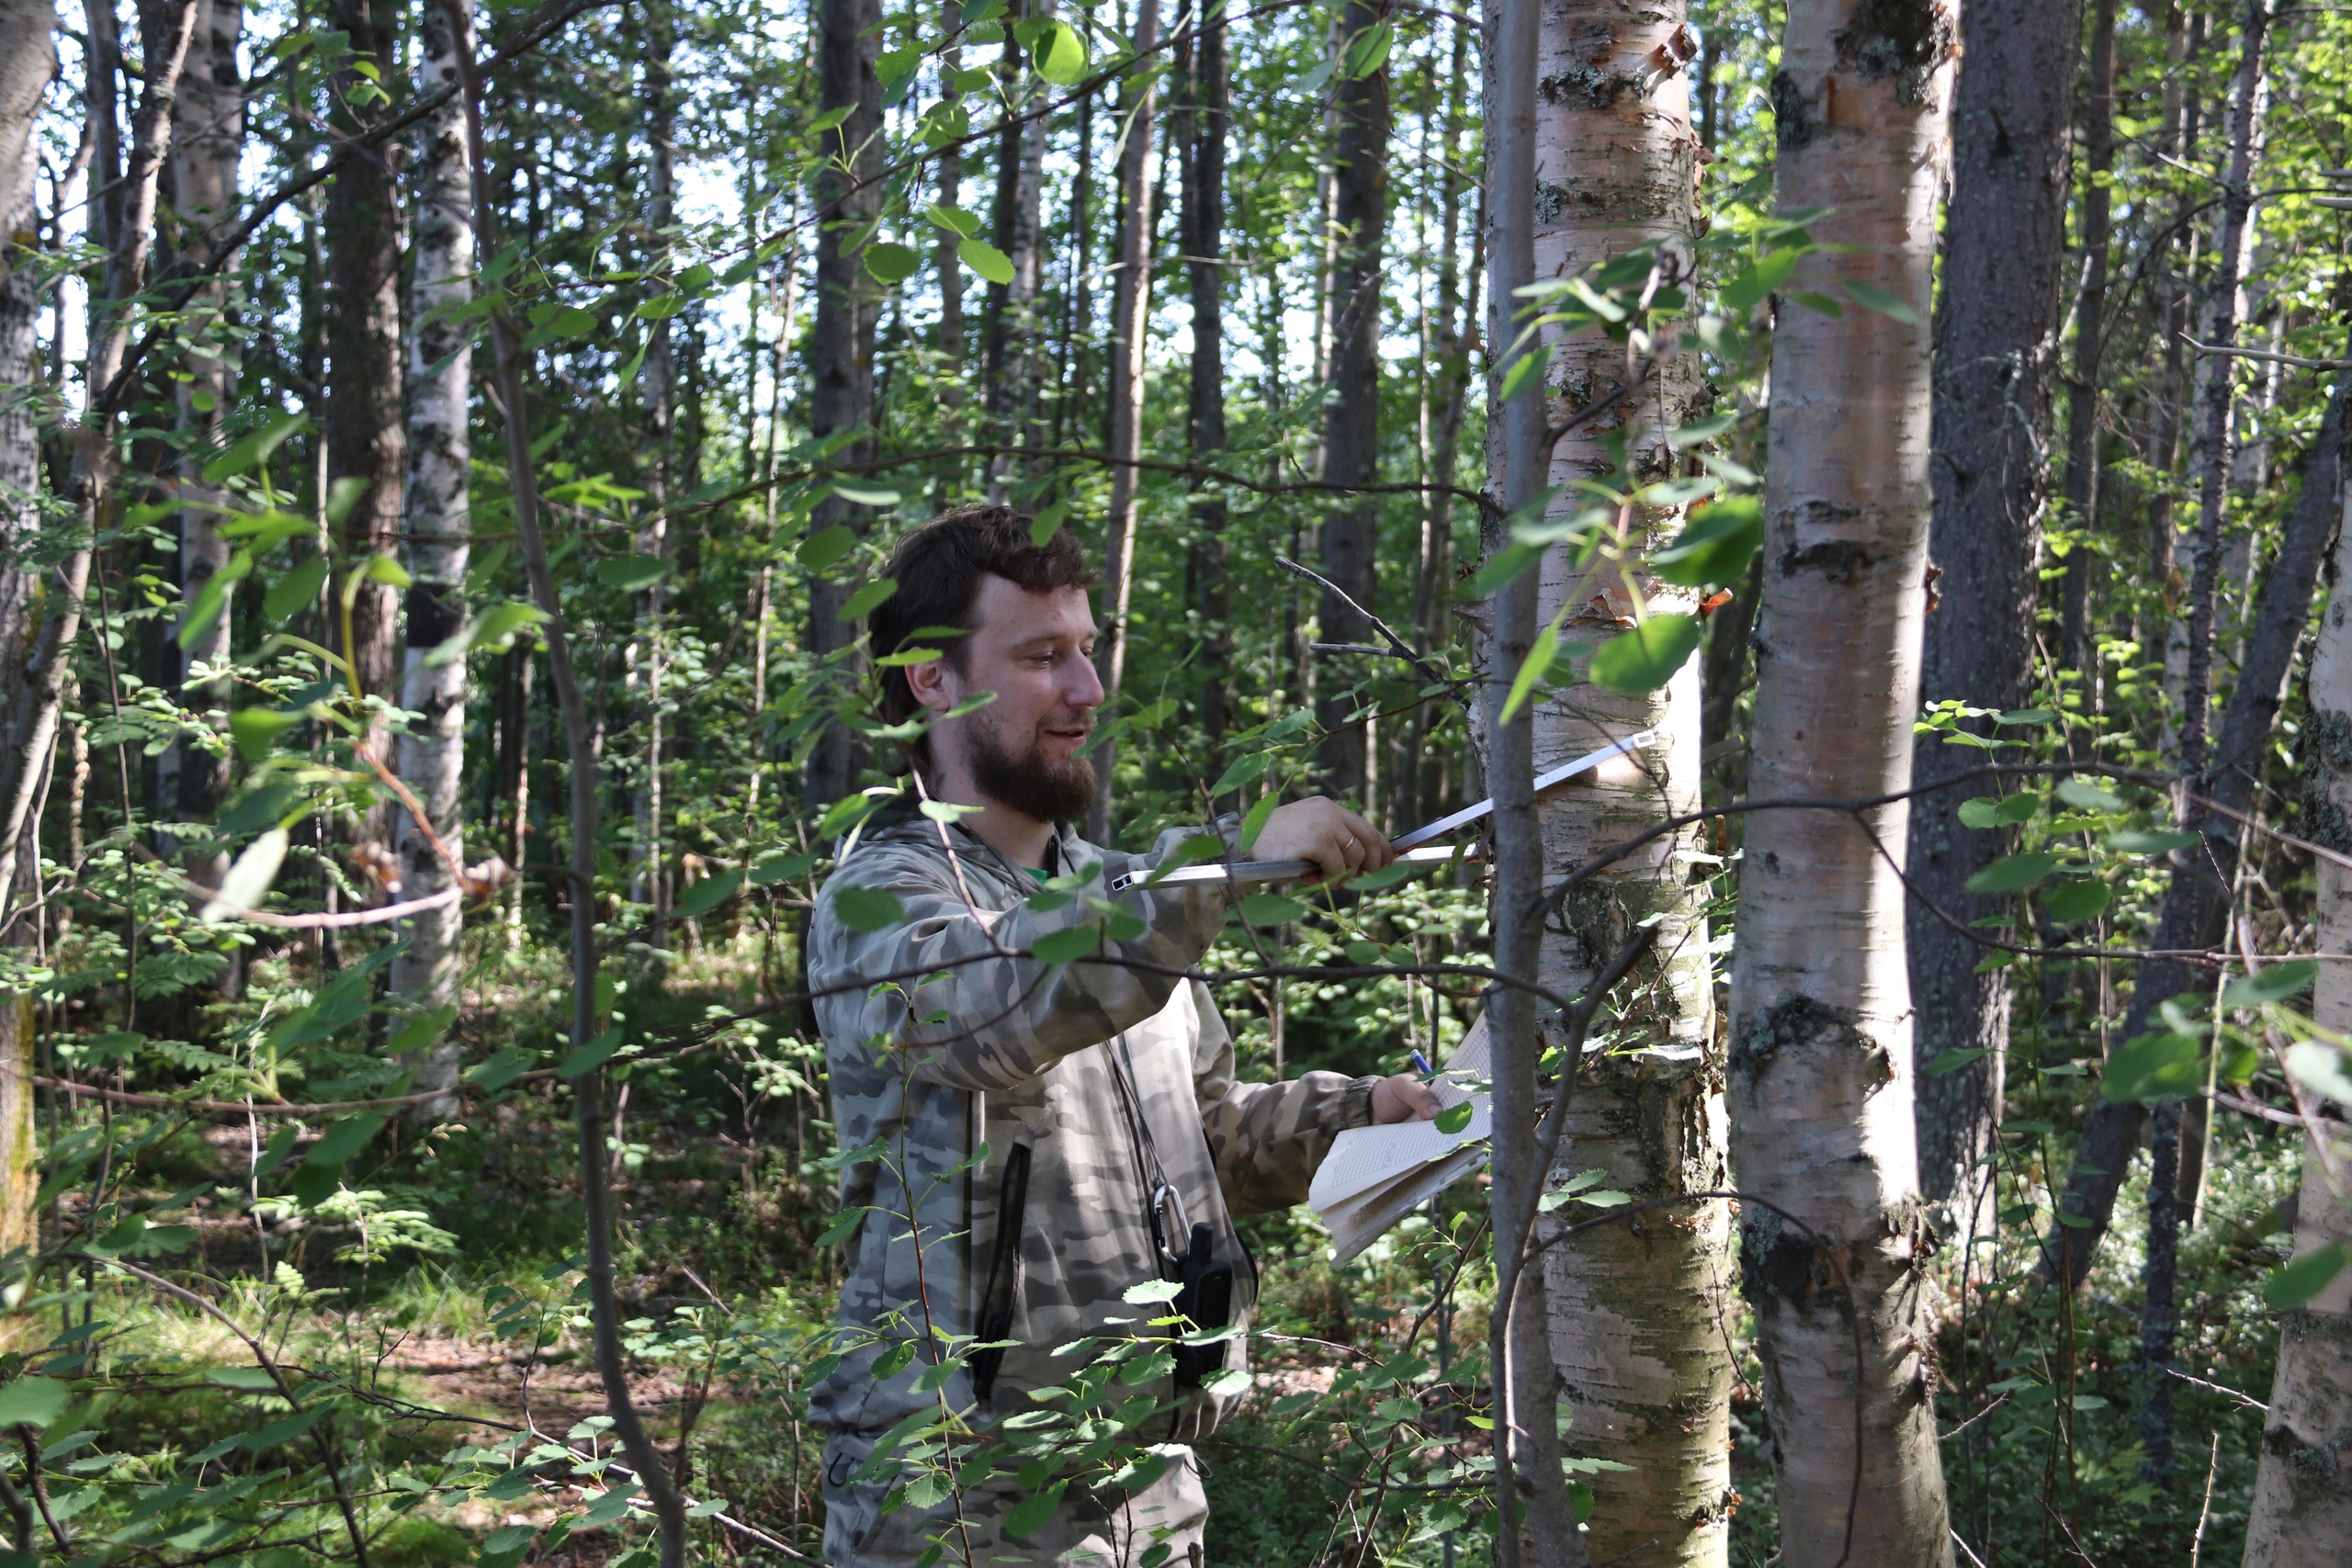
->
xmin=967 ymin=709 xmax=1097 ymax=825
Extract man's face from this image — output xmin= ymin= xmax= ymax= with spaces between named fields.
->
xmin=921 ymin=575 xmax=1103 ymax=820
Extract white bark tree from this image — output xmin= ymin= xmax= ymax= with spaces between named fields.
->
xmin=2243 ymin=378 xmax=2352 ymax=1565
xmin=392 ymin=0 xmax=477 ymax=1031
xmin=1523 ymin=6 xmax=1732 ymax=1565
xmin=1724 ymin=2 xmax=1959 ymax=1562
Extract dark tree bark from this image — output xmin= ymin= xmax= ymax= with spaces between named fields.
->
xmin=325 ymin=0 xmax=408 ymax=705
xmin=2043 ymin=376 xmax=2346 ymax=1300
xmin=1181 ymin=0 xmax=1231 ymax=756
xmin=806 ymin=0 xmax=883 ymax=807
xmin=1907 ymin=0 xmax=2086 ymax=1210
xmin=2056 ymin=0 xmax=2117 ymax=683
xmin=1315 ymin=0 xmax=1392 ymax=802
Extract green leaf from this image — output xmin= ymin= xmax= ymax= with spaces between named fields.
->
xmin=798 ymin=524 xmax=856 ymax=570
xmin=1957 ymin=792 xmax=2039 ymax=829
xmin=1209 ymin=751 xmax=1273 ymax=796
xmin=1964 ymin=852 xmax=2057 ymax=895
xmin=926 ymin=202 xmax=982 ymax=237
xmin=1237 ymin=791 xmax=1279 ymax=853
xmin=1498 ymin=344 xmax=1551 ymax=404
xmin=264 ymin=554 xmax=331 ymax=625
xmin=1032 ymin=925 xmax=1102 ymax=964
xmin=363 ymin=552 xmax=411 ymax=588
xmin=839 ymin=578 xmax=899 ymax=621
xmin=220 ymin=782 xmax=300 ymax=836
xmin=959 ymin=236 xmax=1015 ymax=285
xmin=465 ymin=1047 xmax=537 ymax=1092
xmin=1123 ymin=1279 xmax=1183 ymax=1304
xmin=2285 ymin=1042 xmax=2352 ymax=1105
xmin=1005 ymin=1483 xmax=1069 ymax=1539
xmin=831 ymin=481 xmax=902 ymax=506
xmin=243 ymin=1405 xmax=324 ymax=1451
xmin=1996 ymin=708 xmax=2057 ymax=727
xmin=1499 ymin=619 xmax=1562 ymax=725
xmin=2220 ymin=960 xmax=2317 ymax=1009
xmin=177 ymin=550 xmax=254 ymax=649
xmin=207 ymin=1366 xmax=278 ymax=1391
xmin=1650 ymin=498 xmax=1763 ymax=589
xmin=303 ymin=1114 xmax=388 ymax=1170
xmin=864 ymin=243 xmax=920 ymax=285
xmin=385 ymin=1005 xmax=458 ymax=1058
xmin=1719 ymin=248 xmax=1799 ymax=314
xmin=1840 ymin=278 xmax=1919 ymax=323
xmin=833 ymin=886 xmax=906 ymax=931
xmin=1031 ymin=22 xmax=1091 ymax=85
xmin=2108 ymin=828 xmax=2199 ymax=854
xmin=201 ymin=828 xmax=291 ymax=921
xmin=2056 ymin=778 xmax=2126 ymax=812
xmin=673 ymin=868 xmax=743 ymax=919
xmin=1239 ymin=892 xmax=1308 ymax=927
xmin=0 ymin=1377 xmax=71 ymax=1428
xmin=1924 ymin=1046 xmax=1992 ymax=1077
xmin=2101 ymin=1031 xmax=2203 ymax=1103
xmin=594 ymin=555 xmax=668 ymax=592
xmin=1028 ymin=499 xmax=1070 ymax=547
xmin=2042 ymin=879 xmax=2111 ymax=925
xmin=579 ymin=1482 xmax=641 ymax=1529
xmin=431 ymin=601 xmax=548 ymax=665
xmin=1434 ymin=1102 xmax=1473 ymax=1134
xmin=2264 ymin=1243 xmax=2348 ymax=1311
xmin=202 ymin=410 xmax=308 ymax=483
xmin=751 ymin=852 xmax=820 ymax=886
xmin=1589 ymin=614 xmax=1702 ymax=694
xmin=557 ymin=1028 xmax=624 ymax=1079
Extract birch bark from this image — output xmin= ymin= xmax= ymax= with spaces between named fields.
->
xmin=1519 ymin=6 xmax=1731 ymax=1565
xmin=1181 ymin=0 xmax=1231 ymax=753
xmin=2242 ymin=371 xmax=2352 ymax=1568
xmin=1725 ymin=3 xmax=1957 ymax=1562
xmin=393 ymin=0 xmax=476 ymax=1037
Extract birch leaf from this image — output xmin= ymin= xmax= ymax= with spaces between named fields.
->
xmin=202 ymin=828 xmax=290 ymax=921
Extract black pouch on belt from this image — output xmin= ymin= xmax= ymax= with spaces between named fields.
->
xmin=1169 ymin=1221 xmax=1235 ymax=1386
xmin=970 ymin=1144 xmax=1032 ymax=1403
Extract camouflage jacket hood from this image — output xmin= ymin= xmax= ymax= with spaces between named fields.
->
xmin=805 ymin=811 xmax=1376 ymax=1439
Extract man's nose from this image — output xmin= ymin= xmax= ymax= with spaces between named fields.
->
xmin=1065 ymin=654 xmax=1106 ymax=711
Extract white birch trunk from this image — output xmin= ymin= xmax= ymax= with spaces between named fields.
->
xmin=2243 ymin=405 xmax=2352 ymax=1564
xmin=391 ymin=0 xmax=476 ymax=1032
xmin=1522 ymin=6 xmax=1730 ymax=1565
xmin=1724 ymin=3 xmax=1957 ymax=1563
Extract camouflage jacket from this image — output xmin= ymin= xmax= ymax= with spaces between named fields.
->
xmin=805 ymin=809 xmax=1376 ymax=1439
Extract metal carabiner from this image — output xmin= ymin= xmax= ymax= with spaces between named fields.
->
xmin=1150 ymin=1181 xmax=1191 ymax=1269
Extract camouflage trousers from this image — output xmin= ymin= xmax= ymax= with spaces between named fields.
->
xmin=820 ymin=1429 xmax=1208 ymax=1568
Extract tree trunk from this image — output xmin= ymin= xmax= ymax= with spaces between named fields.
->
xmin=2245 ymin=512 xmax=2352 ymax=1553
xmin=392 ymin=0 xmax=476 ymax=1049
xmin=1087 ymin=0 xmax=1162 ymax=841
xmin=1485 ymin=1 xmax=1589 ymax=1564
xmin=326 ymin=0 xmax=408 ymax=708
xmin=1521 ymin=7 xmax=1731 ymax=1566
xmin=2055 ymin=0 xmax=2118 ymax=684
xmin=1181 ymin=0 xmax=1231 ymax=757
xmin=2147 ymin=3 xmax=2267 ymax=1483
xmin=2043 ymin=377 xmax=2348 ymax=1286
xmin=805 ymin=0 xmax=882 ymax=810
xmin=1313 ymin=0 xmax=1391 ymax=803
xmin=0 ymin=0 xmax=59 ymax=1303
xmin=1906 ymin=0 xmax=2085 ymax=1213
xmin=633 ymin=0 xmax=675 ymax=946
xmin=1725 ymin=4 xmax=1959 ymax=1563
xmin=0 ymin=0 xmax=197 ymax=918
xmin=165 ymin=0 xmax=243 ymax=867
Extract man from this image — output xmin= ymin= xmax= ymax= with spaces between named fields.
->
xmin=808 ymin=505 xmax=1438 ymax=1567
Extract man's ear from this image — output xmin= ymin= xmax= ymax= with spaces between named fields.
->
xmin=904 ymin=651 xmax=955 ymax=713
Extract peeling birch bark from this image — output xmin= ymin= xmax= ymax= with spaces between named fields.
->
xmin=1726 ymin=2 xmax=1958 ymax=1562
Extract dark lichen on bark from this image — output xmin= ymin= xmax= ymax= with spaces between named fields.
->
xmin=1833 ymin=0 xmax=1956 ymax=106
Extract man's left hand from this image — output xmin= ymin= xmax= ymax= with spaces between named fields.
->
xmin=1370 ymin=1073 xmax=1442 ymax=1124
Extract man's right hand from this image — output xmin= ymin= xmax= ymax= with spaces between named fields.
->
xmin=1251 ymin=797 xmax=1395 ymax=886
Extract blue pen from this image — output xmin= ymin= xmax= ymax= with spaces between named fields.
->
xmin=1408 ymin=1048 xmax=1434 ymax=1077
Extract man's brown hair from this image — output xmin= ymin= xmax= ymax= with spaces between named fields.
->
xmin=869 ymin=504 xmax=1096 ymax=731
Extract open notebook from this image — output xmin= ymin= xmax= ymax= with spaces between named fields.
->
xmin=1309 ymin=1015 xmax=1493 ymax=1265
